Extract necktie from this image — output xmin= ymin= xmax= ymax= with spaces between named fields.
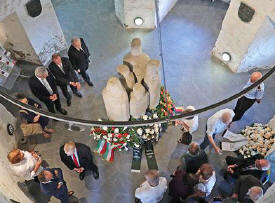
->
xmin=41 ymin=79 xmax=53 ymax=95
xmin=58 ymin=64 xmax=65 ymax=74
xmin=73 ymin=153 xmax=80 ymax=168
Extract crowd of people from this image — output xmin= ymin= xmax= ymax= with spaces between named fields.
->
xmin=7 ymin=34 xmax=271 ymax=203
xmin=134 ymin=72 xmax=271 ymax=203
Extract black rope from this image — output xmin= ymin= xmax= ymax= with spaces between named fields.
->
xmin=0 ymin=65 xmax=274 ymax=127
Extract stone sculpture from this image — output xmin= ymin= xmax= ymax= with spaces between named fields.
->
xmin=123 ymin=38 xmax=150 ymax=83
xmin=143 ymin=59 xmax=161 ymax=109
xmin=117 ymin=64 xmax=136 ymax=95
xmin=102 ymin=77 xmax=130 ymax=121
xmin=130 ymin=83 xmax=149 ymax=119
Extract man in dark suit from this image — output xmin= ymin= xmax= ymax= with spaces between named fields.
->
xmin=49 ymin=53 xmax=82 ymax=106
xmin=225 ymin=154 xmax=270 ymax=180
xmin=68 ymin=37 xmax=93 ymax=86
xmin=38 ymin=168 xmax=74 ymax=203
xmin=29 ymin=66 xmax=67 ymax=115
xmin=232 ymin=175 xmax=263 ymax=203
xmin=60 ymin=141 xmax=99 ymax=180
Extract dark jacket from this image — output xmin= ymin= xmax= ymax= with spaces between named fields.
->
xmin=19 ymin=98 xmax=42 ymax=123
xmin=40 ymin=168 xmax=68 ymax=202
xmin=60 ymin=142 xmax=97 ymax=171
xmin=48 ymin=57 xmax=78 ymax=86
xmin=233 ymin=175 xmax=263 ymax=202
xmin=68 ymin=38 xmax=90 ymax=72
xmin=29 ymin=72 xmax=58 ymax=102
xmin=226 ymin=154 xmax=265 ymax=179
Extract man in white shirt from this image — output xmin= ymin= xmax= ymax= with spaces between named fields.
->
xmin=200 ymin=108 xmax=235 ymax=154
xmin=233 ymin=72 xmax=264 ymax=121
xmin=135 ymin=170 xmax=167 ymax=203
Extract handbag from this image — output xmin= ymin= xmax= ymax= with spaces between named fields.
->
xmin=179 ymin=129 xmax=192 ymax=145
xmin=19 ymin=109 xmax=43 ymax=136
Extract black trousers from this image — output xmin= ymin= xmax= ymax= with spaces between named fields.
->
xmin=38 ymin=116 xmax=49 ymax=129
xmin=79 ymin=70 xmax=91 ymax=83
xmin=42 ymin=98 xmax=62 ymax=113
xmin=58 ymin=84 xmax=78 ymax=100
xmin=233 ymin=96 xmax=255 ymax=121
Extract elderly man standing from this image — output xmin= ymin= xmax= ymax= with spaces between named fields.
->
xmin=232 ymin=175 xmax=263 ymax=203
xmin=135 ymin=170 xmax=167 ymax=203
xmin=68 ymin=37 xmax=93 ymax=86
xmin=200 ymin=108 xmax=234 ymax=154
xmin=180 ymin=142 xmax=208 ymax=173
xmin=49 ymin=53 xmax=82 ymax=106
xmin=59 ymin=141 xmax=99 ymax=180
xmin=233 ymin=72 xmax=264 ymax=121
xmin=29 ymin=66 xmax=67 ymax=115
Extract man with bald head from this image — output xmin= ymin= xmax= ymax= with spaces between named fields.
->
xmin=68 ymin=37 xmax=94 ymax=86
xmin=200 ymin=108 xmax=234 ymax=153
xmin=233 ymin=72 xmax=264 ymax=121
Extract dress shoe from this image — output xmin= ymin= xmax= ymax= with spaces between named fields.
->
xmin=92 ymin=170 xmax=99 ymax=179
xmin=58 ymin=108 xmax=67 ymax=115
xmin=79 ymin=171 xmax=86 ymax=180
xmin=87 ymin=81 xmax=94 ymax=87
xmin=73 ymin=91 xmax=82 ymax=98
xmin=44 ymin=127 xmax=55 ymax=134
xmin=67 ymin=99 xmax=71 ymax=106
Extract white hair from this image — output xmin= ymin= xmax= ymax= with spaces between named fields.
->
xmin=35 ymin=66 xmax=48 ymax=78
xmin=248 ymin=186 xmax=263 ymax=201
xmin=71 ymin=37 xmax=80 ymax=44
xmin=261 ymin=160 xmax=271 ymax=171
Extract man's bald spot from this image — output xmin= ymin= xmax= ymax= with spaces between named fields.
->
xmin=250 ymin=72 xmax=262 ymax=83
xmin=221 ymin=112 xmax=232 ymax=124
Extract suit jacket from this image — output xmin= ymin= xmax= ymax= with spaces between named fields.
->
xmin=60 ymin=142 xmax=97 ymax=171
xmin=68 ymin=38 xmax=90 ymax=72
xmin=29 ymin=72 xmax=58 ymax=102
xmin=48 ymin=57 xmax=78 ymax=86
xmin=233 ymin=154 xmax=264 ymax=179
xmin=233 ymin=175 xmax=263 ymax=202
xmin=40 ymin=168 xmax=68 ymax=201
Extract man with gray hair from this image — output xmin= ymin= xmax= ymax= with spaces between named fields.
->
xmin=232 ymin=175 xmax=263 ymax=202
xmin=68 ymin=37 xmax=94 ymax=86
xmin=200 ymin=108 xmax=235 ymax=154
xmin=135 ymin=170 xmax=167 ymax=203
xmin=233 ymin=72 xmax=264 ymax=121
xmin=29 ymin=66 xmax=67 ymax=114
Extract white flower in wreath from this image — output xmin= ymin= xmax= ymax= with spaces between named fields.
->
xmin=123 ymin=143 xmax=127 ymax=146
xmin=103 ymin=126 xmax=108 ymax=131
xmin=134 ymin=143 xmax=140 ymax=148
xmin=113 ymin=138 xmax=118 ymax=142
xmin=155 ymin=128 xmax=159 ymax=133
xmin=145 ymin=129 xmax=150 ymax=134
xmin=153 ymin=114 xmax=158 ymax=119
xmin=114 ymin=128 xmax=119 ymax=134
xmin=143 ymin=135 xmax=147 ymax=139
xmin=123 ymin=127 xmax=127 ymax=131
xmin=107 ymin=138 xmax=111 ymax=142
xmin=150 ymin=129 xmax=155 ymax=135
xmin=124 ymin=147 xmax=128 ymax=151
xmin=108 ymin=133 xmax=112 ymax=138
xmin=97 ymin=135 xmax=101 ymax=139
xmin=126 ymin=134 xmax=130 ymax=139
xmin=103 ymin=135 xmax=107 ymax=139
xmin=91 ymin=127 xmax=95 ymax=131
xmin=137 ymin=128 xmax=143 ymax=135
xmin=143 ymin=115 xmax=148 ymax=120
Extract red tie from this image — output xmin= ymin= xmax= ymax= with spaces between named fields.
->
xmin=73 ymin=153 xmax=80 ymax=168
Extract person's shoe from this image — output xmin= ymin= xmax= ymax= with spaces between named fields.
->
xmin=87 ymin=81 xmax=94 ymax=87
xmin=67 ymin=98 xmax=71 ymax=106
xmin=58 ymin=108 xmax=67 ymax=115
xmin=42 ymin=131 xmax=51 ymax=138
xmin=44 ymin=127 xmax=55 ymax=134
xmin=73 ymin=91 xmax=82 ymax=98
xmin=92 ymin=170 xmax=99 ymax=179
xmin=79 ymin=171 xmax=86 ymax=180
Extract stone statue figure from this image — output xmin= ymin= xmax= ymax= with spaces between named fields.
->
xmin=102 ymin=77 xmax=130 ymax=121
xmin=123 ymin=38 xmax=150 ymax=83
xmin=130 ymin=83 xmax=149 ymax=119
xmin=143 ymin=59 xmax=161 ymax=109
xmin=117 ymin=64 xmax=136 ymax=95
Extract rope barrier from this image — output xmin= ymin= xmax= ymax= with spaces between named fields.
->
xmin=0 ymin=65 xmax=274 ymax=127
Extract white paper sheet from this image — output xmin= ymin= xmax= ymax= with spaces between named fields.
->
xmin=222 ymin=140 xmax=248 ymax=151
xmin=223 ymin=130 xmax=247 ymax=142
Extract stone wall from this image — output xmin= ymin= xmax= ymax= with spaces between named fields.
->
xmin=212 ymin=0 xmax=275 ymax=72
xmin=0 ymin=104 xmax=32 ymax=203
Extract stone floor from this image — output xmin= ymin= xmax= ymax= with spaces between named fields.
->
xmin=1 ymin=0 xmax=275 ymax=202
